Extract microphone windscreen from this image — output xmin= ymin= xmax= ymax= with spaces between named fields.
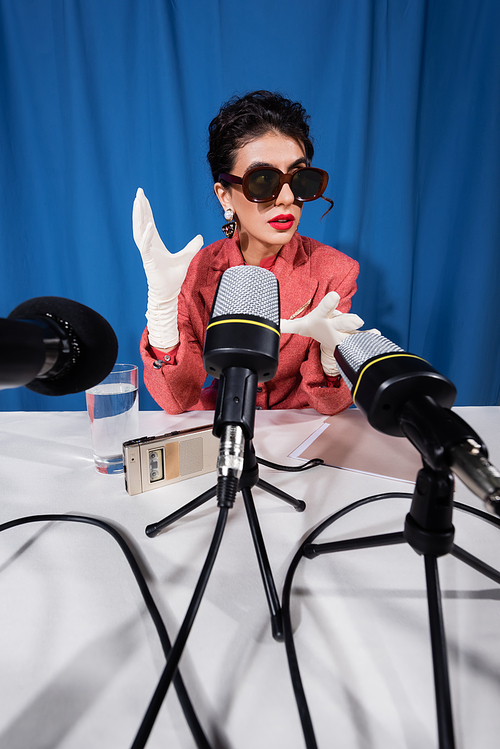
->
xmin=204 ymin=266 xmax=280 ymax=382
xmin=8 ymin=296 xmax=118 ymax=395
xmin=211 ymin=266 xmax=280 ymax=324
xmin=336 ymin=329 xmax=456 ymax=435
xmin=336 ymin=331 xmax=403 ymax=389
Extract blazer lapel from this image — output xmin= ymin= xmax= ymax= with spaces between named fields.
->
xmin=274 ymin=237 xmax=319 ymax=321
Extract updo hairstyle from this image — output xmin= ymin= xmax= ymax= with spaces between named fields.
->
xmin=207 ymin=90 xmax=314 ymax=185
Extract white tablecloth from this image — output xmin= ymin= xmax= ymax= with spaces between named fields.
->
xmin=0 ymin=406 xmax=499 ymax=748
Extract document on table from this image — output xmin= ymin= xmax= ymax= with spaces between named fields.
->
xmin=289 ymin=408 xmax=422 ymax=483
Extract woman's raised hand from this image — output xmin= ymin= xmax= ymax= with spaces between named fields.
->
xmin=133 ymin=188 xmax=203 ymax=350
xmin=133 ymin=188 xmax=203 ymax=302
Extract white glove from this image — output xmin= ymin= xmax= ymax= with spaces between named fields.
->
xmin=280 ymin=291 xmax=365 ymax=376
xmin=133 ymin=188 xmax=203 ymax=350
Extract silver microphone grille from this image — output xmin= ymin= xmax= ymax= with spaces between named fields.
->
xmin=212 ymin=266 xmax=280 ymax=325
xmin=337 ymin=331 xmax=403 ymax=390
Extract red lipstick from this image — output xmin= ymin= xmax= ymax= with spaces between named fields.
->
xmin=268 ymin=214 xmax=295 ymax=231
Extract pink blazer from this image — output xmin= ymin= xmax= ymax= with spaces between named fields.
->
xmin=140 ymin=232 xmax=359 ymax=415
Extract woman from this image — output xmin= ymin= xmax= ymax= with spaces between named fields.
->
xmin=133 ymin=91 xmax=363 ymax=415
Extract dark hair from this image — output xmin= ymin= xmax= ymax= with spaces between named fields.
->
xmin=207 ymin=90 xmax=314 ymax=183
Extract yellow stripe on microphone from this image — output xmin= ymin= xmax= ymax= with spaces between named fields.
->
xmin=207 ymin=318 xmax=281 ymax=336
xmin=352 ymin=353 xmax=427 ymax=405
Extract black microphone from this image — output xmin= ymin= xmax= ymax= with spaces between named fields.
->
xmin=203 ymin=266 xmax=280 ymax=506
xmin=334 ymin=331 xmax=500 ymax=515
xmin=1 ymin=296 xmax=118 ymax=396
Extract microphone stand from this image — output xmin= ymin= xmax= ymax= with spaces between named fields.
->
xmin=302 ymin=455 xmax=500 ymax=749
xmin=146 ymin=438 xmax=305 ymax=642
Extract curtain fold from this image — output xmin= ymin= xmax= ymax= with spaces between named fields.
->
xmin=0 ymin=0 xmax=498 ymax=410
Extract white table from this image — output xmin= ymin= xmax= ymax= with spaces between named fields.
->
xmin=0 ymin=407 xmax=499 ymax=749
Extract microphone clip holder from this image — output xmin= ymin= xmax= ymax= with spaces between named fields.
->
xmin=404 ymin=462 xmax=456 ymax=558
xmin=212 ymin=366 xmax=257 ymax=441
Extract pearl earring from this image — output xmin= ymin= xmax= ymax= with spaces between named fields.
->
xmin=222 ymin=208 xmax=236 ymax=239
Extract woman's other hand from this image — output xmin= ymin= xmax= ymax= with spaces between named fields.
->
xmin=281 ymin=291 xmax=368 ymax=376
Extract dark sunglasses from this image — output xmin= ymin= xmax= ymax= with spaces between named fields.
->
xmin=219 ymin=166 xmax=329 ymax=203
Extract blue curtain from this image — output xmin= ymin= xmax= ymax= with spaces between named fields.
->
xmin=1 ymin=0 xmax=499 ymax=411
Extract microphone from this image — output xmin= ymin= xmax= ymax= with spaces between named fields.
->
xmin=203 ymin=266 xmax=280 ymax=506
xmin=1 ymin=296 xmax=118 ymax=396
xmin=334 ymin=331 xmax=500 ymax=515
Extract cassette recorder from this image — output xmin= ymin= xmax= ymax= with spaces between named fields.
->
xmin=123 ymin=425 xmax=219 ymax=495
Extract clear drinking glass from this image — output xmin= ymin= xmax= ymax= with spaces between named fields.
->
xmin=85 ymin=364 xmax=139 ymax=474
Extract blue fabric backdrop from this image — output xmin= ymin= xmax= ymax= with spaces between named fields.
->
xmin=1 ymin=0 xmax=499 ymax=411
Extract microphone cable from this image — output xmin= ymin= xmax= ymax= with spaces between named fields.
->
xmin=257 ymin=456 xmax=324 ymax=472
xmin=131 ymin=505 xmax=228 ymax=749
xmin=0 ymin=512 xmax=214 ymax=749
xmin=281 ymin=493 xmax=500 ymax=749
xmin=281 ymin=491 xmax=413 ymax=749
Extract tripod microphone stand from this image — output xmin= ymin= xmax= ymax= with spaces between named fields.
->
xmin=299 ymin=460 xmax=500 ymax=749
xmin=146 ymin=438 xmax=306 ymax=642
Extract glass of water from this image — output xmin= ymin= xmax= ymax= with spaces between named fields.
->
xmin=85 ymin=364 xmax=139 ymax=474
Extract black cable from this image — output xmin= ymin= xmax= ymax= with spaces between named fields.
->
xmin=281 ymin=492 xmax=413 ymax=749
xmin=0 ymin=514 xmax=213 ymax=749
xmin=453 ymin=500 xmax=500 ymax=528
xmin=6 ymin=500 xmax=493 ymax=748
xmin=282 ymin=493 xmax=500 ymax=748
xmin=257 ymin=456 xmax=324 ymax=472
xmin=131 ymin=506 xmax=229 ymax=749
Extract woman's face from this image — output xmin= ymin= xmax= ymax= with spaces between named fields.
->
xmin=215 ymin=132 xmax=306 ymax=258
